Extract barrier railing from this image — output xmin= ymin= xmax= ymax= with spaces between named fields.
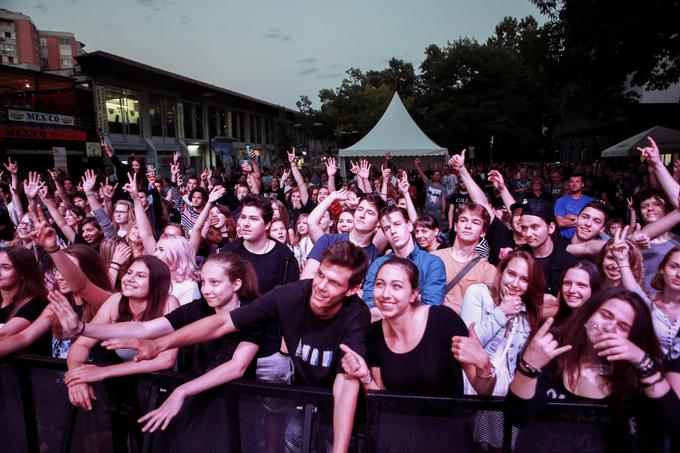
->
xmin=0 ymin=354 xmax=652 ymax=453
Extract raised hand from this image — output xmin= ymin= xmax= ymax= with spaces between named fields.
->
xmin=610 ymin=225 xmax=630 ymax=265
xmin=628 ymin=223 xmax=650 ymax=249
xmin=358 ymin=160 xmax=371 ymax=180
xmin=146 ymin=166 xmax=157 ymax=184
xmin=138 ymin=388 xmax=187 ymax=432
xmin=47 ymin=290 xmax=82 ymax=337
xmin=170 ymin=162 xmax=181 ymax=179
xmin=626 ymin=197 xmax=634 ymax=211
xmin=287 ymin=147 xmax=296 ymax=164
xmin=329 ymin=189 xmax=350 ymax=202
xmin=339 ymin=343 xmax=370 ymax=382
xmin=47 ymin=168 xmax=59 ymax=182
xmin=23 ymin=171 xmax=44 ymax=199
xmin=81 ymin=169 xmax=98 ymax=193
xmin=414 ymin=157 xmax=421 ymax=167
xmin=326 ymin=157 xmax=337 ymax=177
xmin=249 ymin=148 xmax=256 ymax=160
xmin=281 ymin=168 xmax=291 ymax=184
xmin=349 ymin=160 xmax=360 ymax=175
xmin=200 ymin=168 xmax=211 ymax=181
xmin=208 ymin=185 xmax=226 ymax=203
xmin=398 ymin=171 xmax=410 ymax=194
xmin=100 ymin=137 xmax=114 ymax=157
xmin=521 ymin=317 xmax=572 ymax=371
xmin=112 ymin=242 xmax=132 ymax=266
xmin=593 ymin=332 xmax=645 ymax=363
xmin=3 ymin=157 xmax=17 ymax=175
xmin=487 ymin=170 xmax=506 ymax=192
xmin=637 ymin=136 xmax=661 ymax=166
xmin=447 ymin=149 xmax=466 ymax=172
xmin=122 ymin=172 xmax=139 ymax=197
xmin=381 ymin=164 xmax=392 ymax=181
xmin=451 ymin=324 xmax=491 ymax=370
xmin=101 ymin=337 xmax=162 ymax=362
xmin=99 ymin=179 xmax=117 ymax=200
xmin=173 ymin=149 xmax=182 ymax=165
xmin=28 ymin=206 xmax=58 ymax=251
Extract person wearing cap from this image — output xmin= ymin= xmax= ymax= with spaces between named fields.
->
xmin=554 ymin=173 xmax=594 ymax=239
xmin=520 ymin=198 xmax=577 ymax=297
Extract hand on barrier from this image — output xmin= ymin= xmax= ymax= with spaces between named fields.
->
xmin=138 ymin=387 xmax=187 ymax=432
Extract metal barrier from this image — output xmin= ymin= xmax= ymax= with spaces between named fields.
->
xmin=0 ymin=354 xmax=654 ymax=453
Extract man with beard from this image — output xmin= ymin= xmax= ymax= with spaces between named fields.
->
xmin=554 ymin=174 xmax=593 ymax=239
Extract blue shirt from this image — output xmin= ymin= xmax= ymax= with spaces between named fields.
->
xmin=362 ymin=245 xmax=446 ymax=307
xmin=307 ymin=233 xmax=381 ymax=265
xmin=554 ymin=194 xmax=593 ymax=238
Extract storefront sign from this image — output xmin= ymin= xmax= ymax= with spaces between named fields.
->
xmin=8 ymin=109 xmax=75 ymax=126
xmin=0 ymin=126 xmax=86 ymax=141
xmin=86 ymin=141 xmax=102 ymax=157
xmin=53 ymin=147 xmax=68 ymax=173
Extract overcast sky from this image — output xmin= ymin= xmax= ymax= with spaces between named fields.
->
xmin=6 ymin=0 xmax=543 ymax=109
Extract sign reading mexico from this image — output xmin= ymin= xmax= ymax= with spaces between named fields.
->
xmin=8 ymin=109 xmax=75 ymax=126
xmin=0 ymin=125 xmax=86 ymax=141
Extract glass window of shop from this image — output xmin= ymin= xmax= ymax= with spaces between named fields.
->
xmin=149 ymin=94 xmax=163 ymax=136
xmin=165 ymin=99 xmax=176 ymax=137
xmin=181 ymin=102 xmax=193 ymax=139
xmin=251 ymin=115 xmax=261 ymax=144
xmin=266 ymin=118 xmax=273 ymax=145
xmin=219 ymin=109 xmax=228 ymax=137
xmin=208 ymin=106 xmax=218 ymax=138
xmin=195 ymin=105 xmax=204 ymax=139
xmin=238 ymin=112 xmax=245 ymax=142
xmin=103 ymin=85 xmax=142 ymax=135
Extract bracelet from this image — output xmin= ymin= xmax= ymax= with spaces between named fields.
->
xmin=641 ymin=374 xmax=664 ymax=389
xmin=360 ymin=373 xmax=373 ymax=385
xmin=42 ymin=245 xmax=60 ymax=253
xmin=517 ymin=356 xmax=542 ymax=378
xmin=111 ymin=261 xmax=122 ymax=266
xmin=85 ymin=191 xmax=95 ymax=196
xmin=477 ymin=363 xmax=496 ymax=380
xmin=635 ymin=354 xmax=659 ymax=379
xmin=76 ymin=320 xmax=86 ymax=337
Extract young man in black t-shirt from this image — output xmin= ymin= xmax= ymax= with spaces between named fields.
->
xmin=107 ymin=242 xmax=371 ymax=452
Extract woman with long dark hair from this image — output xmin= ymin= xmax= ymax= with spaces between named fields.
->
xmin=508 ymin=287 xmax=672 ymax=449
xmin=0 ymin=244 xmax=112 ymax=358
xmin=0 ymin=246 xmax=48 ymax=353
xmin=553 ymin=260 xmax=602 ymax=327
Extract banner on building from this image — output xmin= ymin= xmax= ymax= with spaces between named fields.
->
xmin=8 ymin=109 xmax=75 ymax=127
xmin=0 ymin=126 xmax=86 ymax=141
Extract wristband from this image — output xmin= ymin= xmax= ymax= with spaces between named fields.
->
xmin=75 ymin=320 xmax=86 ymax=337
xmin=517 ymin=356 xmax=542 ymax=378
xmin=85 ymin=191 xmax=95 ymax=196
xmin=360 ymin=373 xmax=373 ymax=385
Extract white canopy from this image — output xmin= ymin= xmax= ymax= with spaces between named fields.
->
xmin=338 ymin=92 xmax=448 ymax=157
xmin=601 ymin=126 xmax=680 ymax=157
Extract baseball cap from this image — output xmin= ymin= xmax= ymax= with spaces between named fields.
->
xmin=510 ymin=197 xmax=528 ymax=212
xmin=520 ymin=198 xmax=555 ymax=224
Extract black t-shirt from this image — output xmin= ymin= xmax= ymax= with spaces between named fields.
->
xmin=367 ymin=305 xmax=467 ymax=397
xmin=526 ymin=237 xmax=577 ymax=296
xmin=223 ymin=238 xmax=299 ymax=296
xmin=485 ymin=217 xmax=517 ymax=265
xmin=165 ymin=298 xmax=261 ymax=377
xmin=0 ymin=297 xmax=50 ymax=356
xmin=446 ymin=192 xmax=470 ymax=212
xmin=231 ymin=279 xmax=371 ymax=388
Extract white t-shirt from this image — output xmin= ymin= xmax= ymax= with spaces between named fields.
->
xmin=171 ymin=279 xmax=201 ymax=305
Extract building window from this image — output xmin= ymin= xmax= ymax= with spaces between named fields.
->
xmin=208 ymin=106 xmax=218 ymax=137
xmin=182 ymin=102 xmax=194 ymax=139
xmin=40 ymin=58 xmax=48 ymax=68
xmin=60 ymin=58 xmax=72 ymax=67
xmin=59 ymin=37 xmax=70 ymax=45
xmin=238 ymin=113 xmax=245 ymax=142
xmin=7 ymin=56 xmax=15 ymax=64
xmin=195 ymin=105 xmax=204 ymax=140
xmin=103 ymin=85 xmax=140 ymax=136
xmin=219 ymin=109 xmax=228 ymax=137
xmin=149 ymin=94 xmax=176 ymax=138
xmin=149 ymin=94 xmax=163 ymax=136
xmin=3 ymin=32 xmax=10 ymax=38
xmin=251 ymin=115 xmax=261 ymax=144
xmin=39 ymin=37 xmax=47 ymax=47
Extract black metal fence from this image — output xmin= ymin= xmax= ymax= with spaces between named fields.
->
xmin=0 ymin=354 xmax=660 ymax=453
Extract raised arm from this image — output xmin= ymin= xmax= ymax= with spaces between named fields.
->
xmin=4 ymin=157 xmax=24 ymax=219
xmin=325 ymin=157 xmax=337 ymax=192
xmin=379 ymin=165 xmax=391 ymax=202
xmin=288 ymin=147 xmax=309 ymax=205
xmin=29 ymin=207 xmax=112 ymax=306
xmin=125 ymin=173 xmax=157 ymax=254
xmin=82 ymin=170 xmax=116 ymax=238
xmin=640 ymin=191 xmax=680 ymax=239
xmin=308 ymin=189 xmax=346 ymax=243
xmin=449 ymin=149 xmax=494 ymax=219
xmin=38 ymin=186 xmax=76 ymax=243
xmin=397 ymin=171 xmax=418 ymax=222
xmin=249 ymin=148 xmax=262 ymax=191
xmin=189 ymin=186 xmax=226 ymax=253
xmin=169 ymin=162 xmax=186 ymax=212
xmin=356 ymin=160 xmax=372 ymax=194
xmin=414 ymin=157 xmax=429 ymax=185
xmin=641 ymin=136 xmax=680 ymax=208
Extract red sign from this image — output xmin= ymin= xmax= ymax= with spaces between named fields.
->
xmin=0 ymin=125 xmax=86 ymax=141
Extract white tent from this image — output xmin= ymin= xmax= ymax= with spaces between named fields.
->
xmin=338 ymin=93 xmax=447 ymax=175
xmin=601 ymin=126 xmax=680 ymax=157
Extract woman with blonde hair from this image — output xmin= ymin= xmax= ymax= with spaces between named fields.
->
xmin=155 ymin=233 xmax=201 ymax=306
xmin=99 ymin=236 xmax=133 ymax=288
xmin=112 ymin=200 xmax=136 ymax=239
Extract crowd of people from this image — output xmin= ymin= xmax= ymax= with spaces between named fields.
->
xmin=1 ymin=135 xmax=680 ymax=451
